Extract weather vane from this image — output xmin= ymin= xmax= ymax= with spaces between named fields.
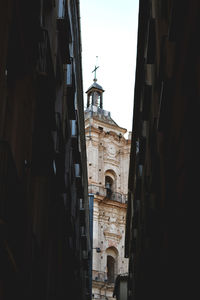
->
xmin=92 ymin=56 xmax=99 ymax=82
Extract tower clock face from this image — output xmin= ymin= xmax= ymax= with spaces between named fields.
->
xmin=107 ymin=144 xmax=116 ymax=155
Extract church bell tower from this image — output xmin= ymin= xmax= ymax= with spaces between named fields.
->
xmin=85 ymin=65 xmax=131 ymax=300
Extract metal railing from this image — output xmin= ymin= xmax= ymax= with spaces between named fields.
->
xmin=88 ymin=185 xmax=127 ymax=204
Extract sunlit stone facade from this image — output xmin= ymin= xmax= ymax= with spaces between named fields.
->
xmin=85 ymin=78 xmax=131 ymax=300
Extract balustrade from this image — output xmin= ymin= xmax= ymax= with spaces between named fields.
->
xmin=88 ymin=184 xmax=127 ymax=204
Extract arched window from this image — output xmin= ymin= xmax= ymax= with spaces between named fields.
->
xmin=87 ymin=93 xmax=92 ymax=107
xmin=107 ymin=255 xmax=115 ymax=283
xmin=93 ymin=91 xmax=101 ymax=107
xmin=105 ymin=170 xmax=117 ymax=199
xmin=105 ymin=176 xmax=113 ymax=198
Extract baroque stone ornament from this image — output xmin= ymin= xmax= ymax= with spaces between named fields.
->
xmin=107 ymin=144 xmax=116 ymax=156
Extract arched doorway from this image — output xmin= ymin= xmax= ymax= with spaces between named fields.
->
xmin=107 ymin=255 xmax=115 ymax=283
xmin=106 ymin=247 xmax=118 ymax=283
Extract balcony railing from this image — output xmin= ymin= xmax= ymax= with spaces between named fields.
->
xmin=88 ymin=185 xmax=127 ymax=204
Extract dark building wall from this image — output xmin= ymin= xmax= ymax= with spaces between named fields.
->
xmin=0 ymin=1 xmax=90 ymax=299
xmin=125 ymin=1 xmax=200 ymax=300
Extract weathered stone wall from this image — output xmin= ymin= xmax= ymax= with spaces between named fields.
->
xmin=85 ymin=108 xmax=131 ymax=300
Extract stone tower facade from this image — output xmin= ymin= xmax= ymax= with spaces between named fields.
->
xmin=84 ymin=75 xmax=131 ymax=300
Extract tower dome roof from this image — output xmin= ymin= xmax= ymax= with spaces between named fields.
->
xmin=86 ymin=81 xmax=105 ymax=93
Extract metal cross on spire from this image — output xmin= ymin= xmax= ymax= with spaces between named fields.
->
xmin=92 ymin=56 xmax=99 ymax=82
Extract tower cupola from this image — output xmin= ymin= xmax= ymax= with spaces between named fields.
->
xmin=86 ymin=64 xmax=104 ymax=109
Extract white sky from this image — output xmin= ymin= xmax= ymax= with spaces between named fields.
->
xmin=80 ymin=0 xmax=139 ymax=133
